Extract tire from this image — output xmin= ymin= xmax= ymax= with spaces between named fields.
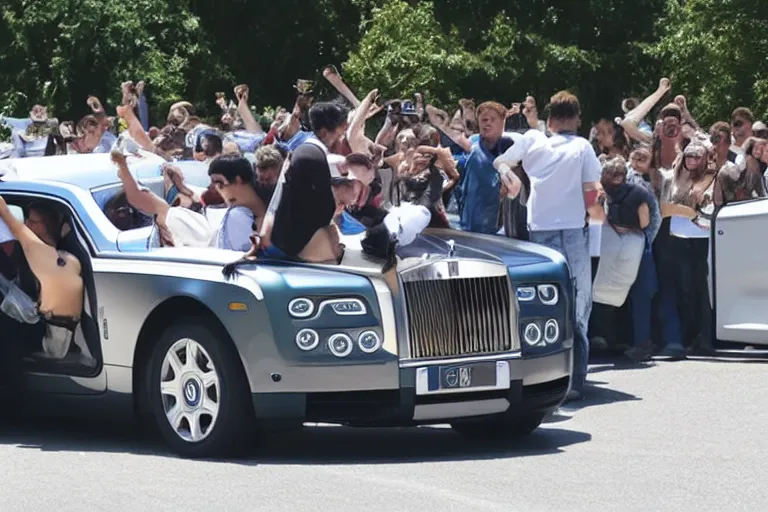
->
xmin=144 ymin=318 xmax=254 ymax=458
xmin=450 ymin=411 xmax=545 ymax=440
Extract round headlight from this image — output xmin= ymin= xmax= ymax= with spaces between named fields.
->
xmin=544 ymin=319 xmax=559 ymax=344
xmin=328 ymin=333 xmax=354 ymax=358
xmin=358 ymin=330 xmax=381 ymax=353
xmin=537 ymin=285 xmax=559 ymax=305
xmin=288 ymin=298 xmax=314 ymax=318
xmin=523 ymin=323 xmax=542 ymax=346
xmin=295 ymin=329 xmax=320 ymax=351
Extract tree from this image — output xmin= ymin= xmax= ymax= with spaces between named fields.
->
xmin=343 ymin=0 xmax=483 ymax=108
xmin=0 ymin=0 xmax=224 ymax=123
xmin=650 ymin=0 xmax=768 ymax=126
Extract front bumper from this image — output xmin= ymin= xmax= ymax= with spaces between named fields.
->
xmin=251 ymin=346 xmax=572 ymax=427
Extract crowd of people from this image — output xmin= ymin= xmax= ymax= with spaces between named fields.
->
xmin=2 ymin=70 xmax=766 ymax=403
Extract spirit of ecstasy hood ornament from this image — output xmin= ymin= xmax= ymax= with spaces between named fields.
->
xmin=447 ymin=239 xmax=455 ymax=258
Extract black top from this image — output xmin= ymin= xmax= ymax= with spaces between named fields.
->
xmin=0 ymin=241 xmax=40 ymax=299
xmin=606 ymin=182 xmax=653 ymax=230
xmin=270 ymin=142 xmax=336 ymax=257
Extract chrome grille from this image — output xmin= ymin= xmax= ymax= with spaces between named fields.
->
xmin=403 ymin=275 xmax=513 ymax=359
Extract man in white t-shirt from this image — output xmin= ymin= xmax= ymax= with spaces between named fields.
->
xmin=494 ymin=91 xmax=603 ymax=401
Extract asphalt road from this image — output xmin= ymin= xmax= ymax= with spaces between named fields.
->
xmin=0 ymin=356 xmax=766 ymax=512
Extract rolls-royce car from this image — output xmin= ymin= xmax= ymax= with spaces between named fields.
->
xmin=0 ymin=153 xmax=574 ymax=458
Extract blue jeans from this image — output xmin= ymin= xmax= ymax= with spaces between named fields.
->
xmin=629 ymin=244 xmax=658 ymax=347
xmin=530 ymin=227 xmax=591 ymax=392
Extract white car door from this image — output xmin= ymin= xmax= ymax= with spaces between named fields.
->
xmin=713 ymin=198 xmax=768 ymax=345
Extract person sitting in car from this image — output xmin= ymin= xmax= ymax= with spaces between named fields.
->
xmin=257 ymin=101 xmax=351 ymax=263
xmin=0 ymin=196 xmax=84 ymax=360
xmin=111 ymin=150 xmax=280 ymax=249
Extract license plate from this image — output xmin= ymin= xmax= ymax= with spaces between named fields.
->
xmin=415 ymin=361 xmax=510 ymax=395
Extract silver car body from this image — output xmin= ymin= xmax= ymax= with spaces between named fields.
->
xmin=0 ymin=153 xmax=574 ymax=427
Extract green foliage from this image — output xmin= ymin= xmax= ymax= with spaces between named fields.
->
xmin=650 ymin=0 xmax=768 ymax=126
xmin=0 ymin=0 xmax=767 ymax=131
xmin=343 ymin=1 xmax=483 ymax=107
xmin=0 ymin=0 xmax=224 ymax=122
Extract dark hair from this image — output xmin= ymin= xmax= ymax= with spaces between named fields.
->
xmin=660 ymin=103 xmax=682 ymax=121
xmin=710 ymin=121 xmax=731 ymax=139
xmin=345 ymin=152 xmax=373 ymax=169
xmin=26 ymin=201 xmax=64 ymax=242
xmin=197 ymin=133 xmax=223 ymax=157
xmin=208 ymin=154 xmax=255 ymax=185
xmin=308 ymin=102 xmax=349 ymax=135
xmin=414 ymin=124 xmax=439 ymax=147
xmin=548 ymin=91 xmax=581 ymax=121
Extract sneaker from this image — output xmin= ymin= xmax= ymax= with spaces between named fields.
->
xmin=658 ymin=344 xmax=687 ymax=359
xmin=625 ymin=344 xmax=652 ymax=362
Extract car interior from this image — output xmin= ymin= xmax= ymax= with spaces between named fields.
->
xmin=0 ymin=197 xmax=102 ymax=376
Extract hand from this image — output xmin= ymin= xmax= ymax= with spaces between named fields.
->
xmin=87 ymin=96 xmax=104 ymax=114
xmin=365 ymin=104 xmax=384 ymax=120
xmin=110 ymin=148 xmax=127 ymax=168
xmin=507 ymin=103 xmax=521 ymax=118
xmin=215 ymin=92 xmax=227 ymax=109
xmin=234 ymin=84 xmax=249 ymax=104
xmin=410 ymin=153 xmax=432 ymax=174
xmin=674 ymin=95 xmax=688 ymax=111
xmin=121 ymin=81 xmax=137 ymax=107
xmin=659 ymin=78 xmax=671 ymax=92
xmin=364 ymin=89 xmax=379 ymax=103
xmin=322 ymin=64 xmax=340 ymax=78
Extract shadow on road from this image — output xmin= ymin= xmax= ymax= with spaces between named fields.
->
xmin=0 ymin=416 xmax=591 ymax=465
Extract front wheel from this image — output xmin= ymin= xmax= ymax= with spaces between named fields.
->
xmin=145 ymin=319 xmax=253 ymax=458
xmin=450 ymin=411 xmax=546 ymax=440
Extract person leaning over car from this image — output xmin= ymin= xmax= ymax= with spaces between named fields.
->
xmin=493 ymin=91 xmax=604 ymax=402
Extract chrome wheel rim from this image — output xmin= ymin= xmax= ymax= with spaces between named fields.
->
xmin=160 ymin=338 xmax=220 ymax=443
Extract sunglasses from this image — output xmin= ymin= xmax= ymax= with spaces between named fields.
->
xmin=756 ymin=130 xmax=768 ymax=139
xmin=732 ymin=119 xmax=745 ymax=128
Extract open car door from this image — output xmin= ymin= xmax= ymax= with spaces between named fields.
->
xmin=712 ymin=198 xmax=768 ymax=346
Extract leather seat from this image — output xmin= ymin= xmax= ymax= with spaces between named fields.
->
xmin=52 ymin=228 xmax=100 ymax=366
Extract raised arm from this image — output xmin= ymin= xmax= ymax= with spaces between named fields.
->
xmin=116 ymin=105 xmax=155 ymax=153
xmin=0 ymin=194 xmax=47 ymax=250
xmin=426 ymin=105 xmax=471 ymax=153
xmin=348 ymin=89 xmax=379 ymax=154
xmin=621 ymin=78 xmax=671 ymax=144
xmin=111 ymin=149 xmax=169 ymax=219
xmin=235 ymin=85 xmax=264 ymax=134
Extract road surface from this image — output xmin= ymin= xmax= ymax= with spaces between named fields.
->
xmin=0 ymin=356 xmax=766 ymax=512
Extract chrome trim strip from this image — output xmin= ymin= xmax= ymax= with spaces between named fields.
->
xmin=412 ymin=399 xmax=510 ymax=421
xmin=317 ymin=298 xmax=367 ymax=316
xmin=370 ymin=277 xmax=399 ymax=356
xmin=91 ymin=258 xmax=265 ymax=301
xmin=399 ymin=352 xmax=522 ymax=368
xmin=399 ymin=259 xmax=509 ymax=282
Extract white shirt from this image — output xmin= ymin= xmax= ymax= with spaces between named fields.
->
xmin=495 ymin=129 xmax=601 ymax=232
